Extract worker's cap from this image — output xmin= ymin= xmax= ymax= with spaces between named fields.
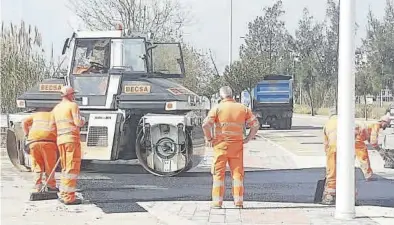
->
xmin=379 ymin=113 xmax=391 ymax=123
xmin=60 ymin=86 xmax=77 ymax=97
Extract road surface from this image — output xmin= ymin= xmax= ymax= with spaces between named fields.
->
xmin=1 ymin=114 xmax=393 ymax=225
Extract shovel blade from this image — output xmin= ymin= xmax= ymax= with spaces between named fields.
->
xmin=313 ymin=178 xmax=326 ymax=204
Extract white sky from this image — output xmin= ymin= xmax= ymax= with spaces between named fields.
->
xmin=0 ymin=0 xmax=387 ymax=72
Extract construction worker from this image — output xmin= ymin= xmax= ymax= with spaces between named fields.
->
xmin=367 ymin=113 xmax=392 ymax=168
xmin=22 ymin=108 xmax=58 ymax=193
xmin=52 ymin=86 xmax=85 ymax=205
xmin=202 ymin=86 xmax=260 ymax=209
xmin=322 ymin=108 xmax=338 ymax=205
xmin=322 ymin=109 xmax=391 ymax=204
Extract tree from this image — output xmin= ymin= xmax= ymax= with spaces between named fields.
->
xmin=0 ymin=21 xmax=50 ymax=113
xmin=68 ymin=0 xmax=188 ymax=41
xmin=319 ymin=0 xmax=340 ymax=108
xmin=355 ymin=49 xmax=376 ymax=119
xmin=179 ymin=45 xmax=221 ymax=99
xmin=222 ymin=59 xmax=263 ymax=105
xmin=362 ymin=0 xmax=394 ymax=93
xmin=294 ymin=8 xmax=326 ymax=115
xmin=240 ymin=0 xmax=293 ymax=75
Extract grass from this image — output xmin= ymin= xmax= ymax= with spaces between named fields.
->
xmin=293 ymin=104 xmax=388 ymax=119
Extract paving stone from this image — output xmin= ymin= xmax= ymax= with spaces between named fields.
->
xmin=209 ymin=214 xmax=226 ymax=223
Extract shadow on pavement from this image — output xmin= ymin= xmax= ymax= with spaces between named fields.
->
xmin=78 ymin=166 xmax=394 ymax=214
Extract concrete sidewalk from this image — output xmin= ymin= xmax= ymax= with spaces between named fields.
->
xmin=139 ymin=201 xmax=393 ymax=225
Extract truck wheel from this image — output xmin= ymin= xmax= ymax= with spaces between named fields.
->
xmin=6 ymin=129 xmax=31 ymax=172
xmin=277 ymin=120 xmax=287 ymax=130
xmin=285 ymin=118 xmax=292 ymax=130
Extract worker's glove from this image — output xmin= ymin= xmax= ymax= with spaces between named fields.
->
xmin=373 ymin=145 xmax=382 ymax=152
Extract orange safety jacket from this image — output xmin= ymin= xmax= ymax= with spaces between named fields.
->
xmin=203 ymin=98 xmax=259 ymax=145
xmin=22 ymin=112 xmax=57 ymax=142
xmin=355 ymin=122 xmax=370 ymax=149
xmin=323 ymin=115 xmax=337 ymax=151
xmin=52 ymin=100 xmax=85 ymax=145
xmin=367 ymin=123 xmax=381 ymax=148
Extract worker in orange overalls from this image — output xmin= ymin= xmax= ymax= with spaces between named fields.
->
xmin=354 ymin=113 xmax=392 ymax=181
xmin=321 ymin=109 xmax=338 ymax=205
xmin=202 ymin=86 xmax=260 ymax=209
xmin=354 ymin=120 xmax=375 ymax=181
xmin=52 ymin=86 xmax=85 ymax=205
xmin=322 ymin=110 xmax=391 ymax=205
xmin=22 ymin=108 xmax=58 ymax=193
xmin=367 ymin=113 xmax=392 ymax=166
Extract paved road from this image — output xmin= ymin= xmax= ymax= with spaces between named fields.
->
xmin=1 ymin=114 xmax=394 ymax=224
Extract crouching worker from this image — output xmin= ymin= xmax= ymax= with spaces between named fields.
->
xmin=22 ymin=108 xmax=58 ymax=193
xmin=367 ymin=113 xmax=393 ymax=168
xmin=322 ymin=108 xmax=362 ymax=205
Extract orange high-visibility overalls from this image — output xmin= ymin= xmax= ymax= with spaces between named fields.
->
xmin=22 ymin=112 xmax=58 ymax=191
xmin=52 ymin=100 xmax=85 ymax=203
xmin=203 ymin=98 xmax=259 ymax=207
xmin=323 ymin=115 xmax=337 ymax=197
xmin=355 ymin=122 xmax=374 ymax=179
xmin=323 ymin=117 xmax=370 ymax=197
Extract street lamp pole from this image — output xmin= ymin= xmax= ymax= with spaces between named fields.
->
xmin=335 ymin=0 xmax=356 ymax=220
xmin=229 ymin=0 xmax=233 ymax=66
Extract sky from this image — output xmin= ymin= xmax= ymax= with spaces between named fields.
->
xmin=1 ymin=0 xmax=387 ymax=73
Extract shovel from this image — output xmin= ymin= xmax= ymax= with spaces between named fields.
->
xmin=29 ymin=158 xmax=61 ymax=201
xmin=313 ymin=178 xmax=326 ymax=204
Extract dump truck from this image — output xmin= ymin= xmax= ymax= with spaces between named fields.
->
xmin=252 ymin=75 xmax=294 ymax=130
xmin=6 ymin=27 xmax=208 ymax=177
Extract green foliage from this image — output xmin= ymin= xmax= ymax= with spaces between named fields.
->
xmin=240 ymin=0 xmax=293 ymax=75
xmin=0 ymin=21 xmax=50 ymax=113
xmin=180 ymin=45 xmax=220 ymax=97
xmin=361 ymin=0 xmax=394 ymax=91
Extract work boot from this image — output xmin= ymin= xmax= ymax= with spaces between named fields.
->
xmin=365 ymin=174 xmax=378 ymax=182
xmin=211 ymin=203 xmax=222 ymax=209
xmin=321 ymin=194 xmax=336 ymax=205
xmin=63 ymin=198 xmax=83 ymax=205
xmin=235 ymin=205 xmax=243 ymax=209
